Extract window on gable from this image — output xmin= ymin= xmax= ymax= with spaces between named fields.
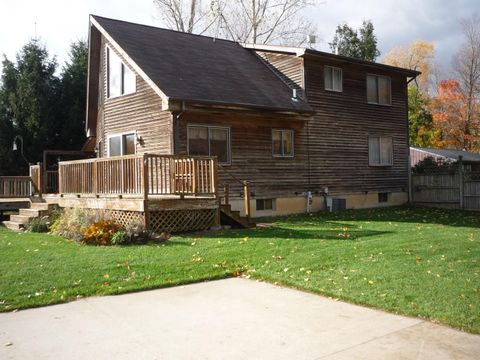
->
xmin=369 ymin=136 xmax=393 ymax=166
xmin=272 ymin=129 xmax=294 ymax=157
xmin=188 ymin=125 xmax=230 ymax=164
xmin=367 ymin=74 xmax=391 ymax=105
xmin=324 ymin=66 xmax=342 ymax=92
xmin=107 ymin=46 xmax=136 ymax=98
xmin=108 ymin=133 xmax=136 ymax=157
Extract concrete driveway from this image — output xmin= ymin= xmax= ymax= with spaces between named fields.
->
xmin=1 ymin=278 xmax=479 ymax=359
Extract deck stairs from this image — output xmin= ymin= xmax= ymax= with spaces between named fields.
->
xmin=2 ymin=201 xmax=57 ymax=231
xmin=220 ymin=204 xmax=253 ymax=229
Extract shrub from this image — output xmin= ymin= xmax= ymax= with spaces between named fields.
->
xmin=412 ymin=156 xmax=459 ymax=174
xmin=111 ymin=230 xmax=127 ymax=245
xmin=50 ymin=208 xmax=110 ymax=242
xmin=81 ymin=220 xmax=123 ymax=246
xmin=26 ymin=216 xmax=50 ymax=233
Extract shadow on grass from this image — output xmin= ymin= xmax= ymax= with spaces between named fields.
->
xmin=257 ymin=205 xmax=480 ymax=229
xmin=177 ymin=222 xmax=393 ymax=242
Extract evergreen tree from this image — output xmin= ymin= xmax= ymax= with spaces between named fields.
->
xmin=329 ymin=20 xmax=380 ymax=61
xmin=59 ymin=40 xmax=88 ymax=150
xmin=0 ymin=40 xmax=61 ymax=174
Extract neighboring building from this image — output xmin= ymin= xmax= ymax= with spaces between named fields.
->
xmin=85 ymin=15 xmax=419 ymax=217
xmin=410 ymin=147 xmax=480 ymax=172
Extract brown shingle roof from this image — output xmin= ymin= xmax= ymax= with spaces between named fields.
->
xmin=91 ymin=15 xmax=313 ymax=113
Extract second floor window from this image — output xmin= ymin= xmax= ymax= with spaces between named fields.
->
xmin=188 ymin=125 xmax=230 ymax=164
xmin=367 ymin=74 xmax=391 ymax=105
xmin=107 ymin=46 xmax=136 ymax=98
xmin=324 ymin=66 xmax=342 ymax=92
xmin=272 ymin=129 xmax=294 ymax=157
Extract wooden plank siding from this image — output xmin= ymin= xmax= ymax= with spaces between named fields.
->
xmin=97 ymin=36 xmax=173 ymax=157
xmin=255 ymin=51 xmax=304 ymax=93
xmin=303 ymin=56 xmax=409 ymax=194
xmin=175 ymin=112 xmax=310 ymax=199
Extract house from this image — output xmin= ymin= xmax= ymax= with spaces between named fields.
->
xmin=1 ymin=15 xmax=420 ymax=232
xmin=410 ymin=147 xmax=480 ymax=172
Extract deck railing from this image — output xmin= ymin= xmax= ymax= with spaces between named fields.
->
xmin=58 ymin=154 xmax=217 ymax=197
xmin=0 ymin=176 xmax=33 ymax=198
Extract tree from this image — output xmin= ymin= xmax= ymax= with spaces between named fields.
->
xmin=0 ymin=40 xmax=61 ymax=174
xmin=329 ymin=20 xmax=380 ymax=61
xmin=452 ymin=14 xmax=480 ymax=151
xmin=384 ymin=40 xmax=436 ymax=93
xmin=154 ymin=0 xmax=316 ymax=45
xmin=430 ymin=80 xmax=480 ymax=151
xmin=408 ymin=86 xmax=439 ymax=147
xmin=59 ymin=40 xmax=88 ymax=150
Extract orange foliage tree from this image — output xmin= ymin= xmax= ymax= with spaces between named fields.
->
xmin=430 ymin=79 xmax=480 ymax=151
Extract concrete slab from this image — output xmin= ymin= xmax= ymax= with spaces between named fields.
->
xmin=0 ymin=278 xmax=478 ymax=360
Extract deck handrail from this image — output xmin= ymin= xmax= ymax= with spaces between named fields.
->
xmin=0 ymin=176 xmax=34 ymax=198
xmin=57 ymin=153 xmax=218 ymax=198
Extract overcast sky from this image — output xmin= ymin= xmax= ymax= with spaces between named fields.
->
xmin=0 ymin=0 xmax=477 ymax=77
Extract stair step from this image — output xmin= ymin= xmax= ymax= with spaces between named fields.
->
xmin=19 ymin=208 xmax=46 ymax=217
xmin=9 ymin=214 xmax=32 ymax=225
xmin=2 ymin=221 xmax=25 ymax=231
xmin=30 ymin=203 xmax=56 ymax=211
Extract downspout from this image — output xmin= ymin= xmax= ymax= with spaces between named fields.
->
xmin=173 ymin=101 xmax=186 ymax=154
xmin=406 ymin=74 xmax=419 ymax=204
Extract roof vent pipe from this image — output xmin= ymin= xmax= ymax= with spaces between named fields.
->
xmin=292 ymin=88 xmax=299 ymax=101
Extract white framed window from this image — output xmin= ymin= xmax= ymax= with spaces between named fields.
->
xmin=324 ymin=66 xmax=342 ymax=92
xmin=369 ymin=136 xmax=393 ymax=166
xmin=108 ymin=132 xmax=136 ymax=157
xmin=367 ymin=74 xmax=391 ymax=105
xmin=187 ymin=125 xmax=230 ymax=164
xmin=107 ymin=46 xmax=136 ymax=98
xmin=272 ymin=129 xmax=294 ymax=157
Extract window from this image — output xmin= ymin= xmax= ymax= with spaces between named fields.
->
xmin=256 ymin=199 xmax=275 ymax=211
xmin=378 ymin=192 xmax=389 ymax=203
xmin=188 ymin=125 xmax=230 ymax=164
xmin=107 ymin=46 xmax=136 ymax=98
xmin=369 ymin=136 xmax=393 ymax=166
xmin=324 ymin=66 xmax=342 ymax=92
xmin=272 ymin=129 xmax=294 ymax=157
xmin=108 ymin=133 xmax=136 ymax=157
xmin=366 ymin=74 xmax=391 ymax=105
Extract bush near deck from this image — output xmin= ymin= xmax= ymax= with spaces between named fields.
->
xmin=0 ymin=206 xmax=479 ymax=333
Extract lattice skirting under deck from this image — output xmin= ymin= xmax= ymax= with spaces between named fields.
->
xmin=102 ymin=209 xmax=216 ymax=233
xmin=149 ymin=209 xmax=216 ymax=233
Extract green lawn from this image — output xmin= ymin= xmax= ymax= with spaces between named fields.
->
xmin=1 ymin=206 xmax=479 ymax=333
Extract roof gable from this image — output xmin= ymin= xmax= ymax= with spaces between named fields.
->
xmin=91 ymin=15 xmax=312 ymax=113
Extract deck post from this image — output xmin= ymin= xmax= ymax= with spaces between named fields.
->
xmin=37 ymin=162 xmax=43 ymax=198
xmin=212 ymin=158 xmax=220 ymax=227
xmin=243 ymin=181 xmax=251 ymax=222
xmin=224 ymin=184 xmax=230 ymax=206
xmin=143 ymin=154 xmax=150 ymax=229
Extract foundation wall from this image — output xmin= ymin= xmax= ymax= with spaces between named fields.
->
xmin=228 ymin=191 xmax=408 ymax=218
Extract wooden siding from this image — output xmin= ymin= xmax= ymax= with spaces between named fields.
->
xmin=98 ymin=37 xmax=173 ymax=157
xmin=303 ymin=56 xmax=409 ymax=194
xmin=255 ymin=51 xmax=304 ymax=92
xmin=175 ymin=112 xmax=310 ymax=199
xmin=173 ymin=57 xmax=410 ymax=199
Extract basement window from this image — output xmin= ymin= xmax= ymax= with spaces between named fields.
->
xmin=107 ymin=46 xmax=136 ymax=98
xmin=378 ymin=192 xmax=389 ymax=203
xmin=256 ymin=199 xmax=275 ymax=211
